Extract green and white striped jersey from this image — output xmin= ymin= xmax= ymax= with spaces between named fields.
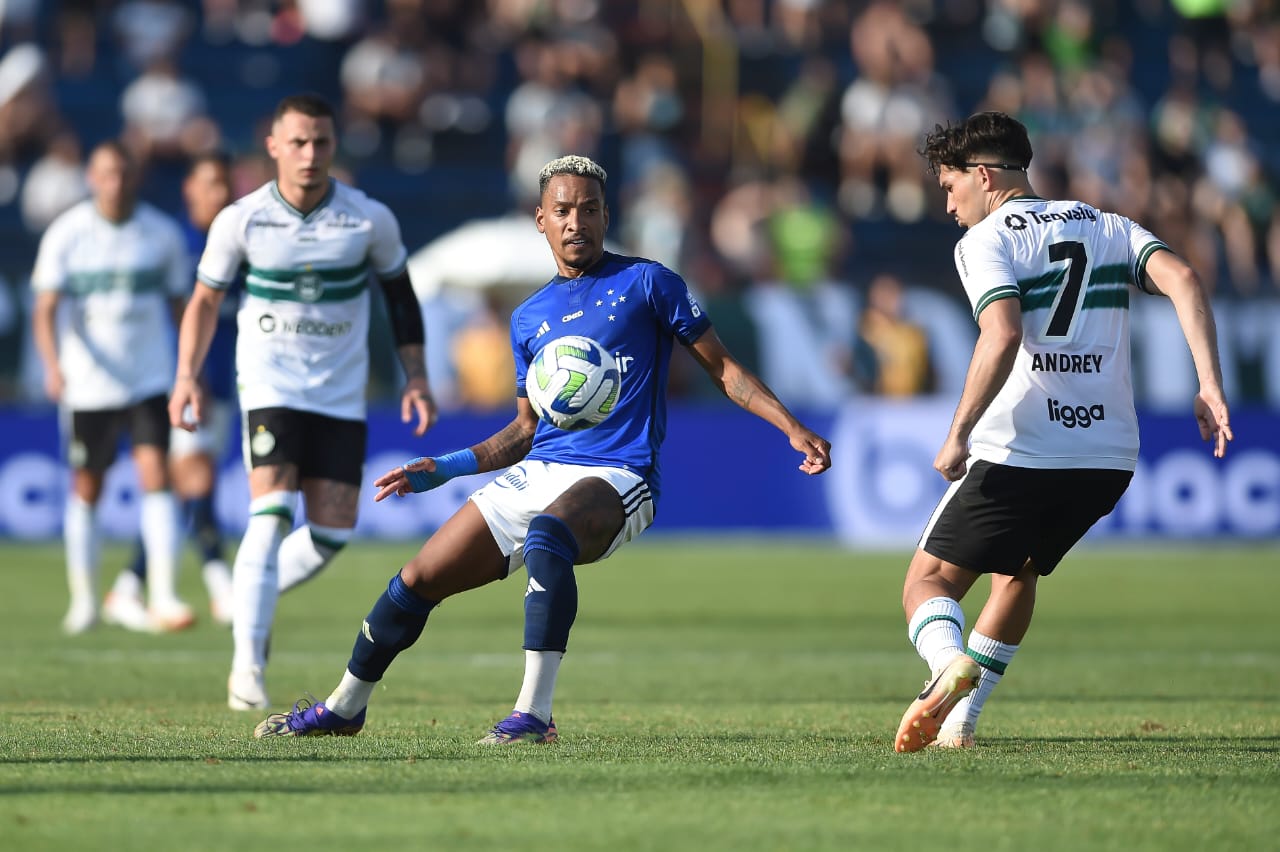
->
xmin=953 ymin=197 xmax=1167 ymax=471
xmin=198 ymin=179 xmax=408 ymax=420
xmin=32 ymin=200 xmax=188 ymax=410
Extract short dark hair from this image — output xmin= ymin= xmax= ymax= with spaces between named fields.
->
xmin=918 ymin=111 xmax=1033 ymax=176
xmin=89 ymin=139 xmax=132 ymax=167
xmin=273 ymin=93 xmax=335 ymax=123
xmin=186 ymin=150 xmax=231 ymax=177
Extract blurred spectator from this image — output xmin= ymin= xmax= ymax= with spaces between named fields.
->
xmin=838 ymin=2 xmax=954 ymax=222
xmin=854 ymin=273 xmax=934 ymax=397
xmin=112 ymin=0 xmax=193 ymax=70
xmin=0 ymin=43 xmax=60 ymax=167
xmin=21 ymin=130 xmax=86 ymax=233
xmin=120 ymin=57 xmax=219 ymax=162
xmin=450 ymin=291 xmax=516 ymax=411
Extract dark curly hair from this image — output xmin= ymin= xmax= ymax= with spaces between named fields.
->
xmin=918 ymin=111 xmax=1033 ymax=176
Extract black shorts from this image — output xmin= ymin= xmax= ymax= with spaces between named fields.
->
xmin=68 ymin=395 xmax=170 ymax=472
xmin=920 ymin=460 xmax=1132 ymax=576
xmin=243 ymin=407 xmax=367 ymax=486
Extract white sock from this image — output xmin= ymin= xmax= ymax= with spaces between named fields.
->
xmin=202 ymin=558 xmax=233 ymax=601
xmin=513 ymin=650 xmax=563 ymax=724
xmin=110 ymin=568 xmax=143 ymax=599
xmin=325 ymin=669 xmax=376 ymax=719
xmin=230 ymin=493 xmax=294 ymax=673
xmin=907 ymin=597 xmax=966 ymax=675
xmin=277 ymin=524 xmax=351 ymax=593
xmin=141 ymin=490 xmax=182 ymax=609
xmin=64 ymin=495 xmax=99 ymax=610
xmin=947 ymin=629 xmax=1019 ymax=733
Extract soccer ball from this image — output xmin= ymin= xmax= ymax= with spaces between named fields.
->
xmin=526 ymin=335 xmax=621 ymax=430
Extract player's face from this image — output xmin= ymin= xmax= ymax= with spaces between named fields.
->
xmin=267 ymin=111 xmax=335 ymax=193
xmin=937 ymin=165 xmax=986 ymax=229
xmin=183 ymin=161 xmax=232 ymax=232
xmin=536 ymin=174 xmax=609 ymax=276
xmin=87 ymin=147 xmax=136 ymax=220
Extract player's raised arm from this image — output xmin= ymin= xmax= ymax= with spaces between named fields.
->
xmin=373 ymin=403 xmax=540 ymax=501
xmin=685 ymin=328 xmax=831 ymax=475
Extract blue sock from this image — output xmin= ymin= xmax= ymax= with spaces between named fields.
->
xmin=127 ymin=536 xmax=146 ymax=581
xmin=184 ymin=495 xmax=224 ymax=564
xmin=347 ymin=573 xmax=437 ymax=682
xmin=522 ymin=515 xmax=580 ymax=653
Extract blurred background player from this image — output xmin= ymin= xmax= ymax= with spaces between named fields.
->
xmin=107 ymin=153 xmax=237 ymax=632
xmin=253 ymin=155 xmax=832 ymax=743
xmin=894 ymin=112 xmax=1233 ymax=752
xmin=31 ymin=140 xmax=194 ymax=635
xmin=169 ymin=94 xmax=438 ymax=711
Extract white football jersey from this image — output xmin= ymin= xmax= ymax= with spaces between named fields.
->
xmin=954 ymin=197 xmax=1168 ymax=471
xmin=31 ymin=200 xmax=188 ymax=410
xmin=197 ymin=180 xmax=408 ymax=420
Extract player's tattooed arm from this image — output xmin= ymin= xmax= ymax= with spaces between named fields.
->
xmin=472 ymin=416 xmax=537 ymax=471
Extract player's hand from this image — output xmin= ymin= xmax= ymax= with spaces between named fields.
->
xmin=374 ymin=456 xmax=438 ymax=501
xmin=401 ymin=378 xmax=438 ymax=437
xmin=168 ymin=375 xmax=203 ymax=432
xmin=1194 ymin=388 xmax=1233 ymax=459
xmin=791 ymin=428 xmax=832 ymax=475
xmin=934 ymin=437 xmax=969 ymax=482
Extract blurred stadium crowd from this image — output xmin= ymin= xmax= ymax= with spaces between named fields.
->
xmin=0 ymin=0 xmax=1276 ymax=411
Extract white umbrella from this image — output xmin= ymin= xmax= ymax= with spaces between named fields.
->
xmin=406 ymin=213 xmax=624 ymax=300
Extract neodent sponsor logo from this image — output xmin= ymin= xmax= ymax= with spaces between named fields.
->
xmin=258 ymin=313 xmax=353 ymax=336
xmin=1047 ymin=398 xmax=1105 ymax=428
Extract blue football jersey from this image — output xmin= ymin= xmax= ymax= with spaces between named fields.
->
xmin=511 ymin=252 xmax=712 ymax=503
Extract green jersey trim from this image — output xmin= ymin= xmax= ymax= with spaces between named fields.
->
xmin=65 ymin=267 xmax=168 ymax=296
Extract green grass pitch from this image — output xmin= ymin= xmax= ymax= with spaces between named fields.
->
xmin=1 ymin=539 xmax=1276 ymax=851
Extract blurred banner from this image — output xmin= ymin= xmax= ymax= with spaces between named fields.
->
xmin=0 ymin=404 xmax=1275 ymax=545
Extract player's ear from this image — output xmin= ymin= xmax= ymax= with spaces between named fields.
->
xmin=535 ymin=205 xmax=546 ymax=233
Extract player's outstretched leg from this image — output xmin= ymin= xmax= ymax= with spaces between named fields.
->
xmin=895 ymin=654 xmax=980 ymax=752
xmin=255 ymin=570 xmax=437 ymax=737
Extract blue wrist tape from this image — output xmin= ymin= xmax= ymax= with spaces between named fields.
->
xmin=403 ymin=449 xmax=478 ymax=493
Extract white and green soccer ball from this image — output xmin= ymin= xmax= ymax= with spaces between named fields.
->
xmin=526 ymin=335 xmax=621 ymax=431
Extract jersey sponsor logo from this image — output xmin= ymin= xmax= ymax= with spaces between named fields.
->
xmin=257 ymin=312 xmax=354 ymax=337
xmin=562 ymin=309 xmax=584 ymax=323
xmin=248 ymin=219 xmax=288 ymax=228
xmin=535 ymin=320 xmax=551 ymax=338
xmin=1025 ymin=206 xmax=1097 ymax=226
xmin=1031 ymin=352 xmax=1104 ymax=373
xmin=615 ymin=353 xmax=635 ymax=374
xmin=1047 ymin=398 xmax=1105 ymax=429
xmin=295 ymin=271 xmax=324 ymax=302
xmin=1005 ymin=213 xmax=1028 ymax=231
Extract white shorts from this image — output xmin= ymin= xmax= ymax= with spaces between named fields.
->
xmin=170 ymin=400 xmax=233 ymax=459
xmin=469 ymin=460 xmax=655 ymax=576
